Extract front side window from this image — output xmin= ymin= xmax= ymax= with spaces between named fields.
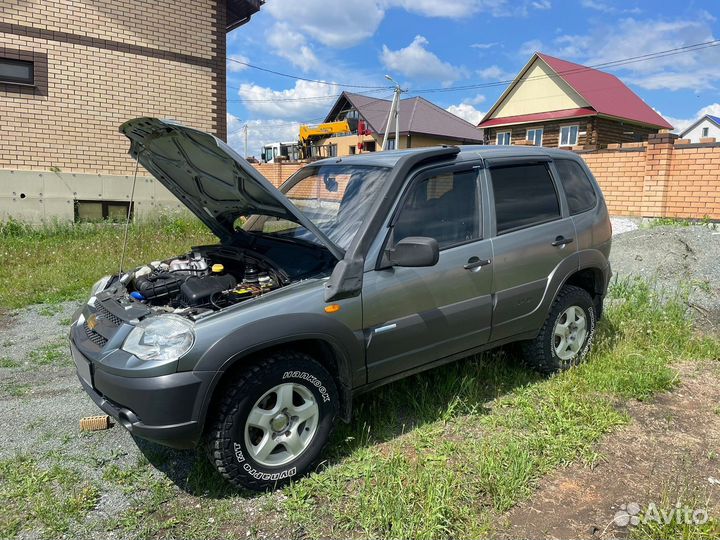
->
xmin=394 ymin=170 xmax=479 ymax=249
xmin=243 ymin=165 xmax=390 ymax=251
xmin=0 ymin=58 xmax=34 ymax=85
xmin=490 ymin=163 xmax=560 ymax=234
xmin=559 ymin=125 xmax=579 ymax=147
xmin=702 ymin=127 xmax=710 ymax=137
xmin=496 ymin=131 xmax=511 ymax=145
xmin=554 ymin=159 xmax=597 ymax=215
xmin=526 ymin=128 xmax=543 ymax=146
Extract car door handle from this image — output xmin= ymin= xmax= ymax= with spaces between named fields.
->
xmin=551 ymin=236 xmax=574 ymax=247
xmin=464 ymin=257 xmax=491 ymax=270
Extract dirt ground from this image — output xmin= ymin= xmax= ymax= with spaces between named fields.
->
xmin=1 ymin=223 xmax=719 ymax=539
xmin=500 ymin=361 xmax=720 ymax=539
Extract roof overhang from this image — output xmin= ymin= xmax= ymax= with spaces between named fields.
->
xmin=227 ymin=0 xmax=264 ymax=31
xmin=679 ymin=114 xmax=718 ymax=137
xmin=478 ymin=108 xmax=597 ymax=128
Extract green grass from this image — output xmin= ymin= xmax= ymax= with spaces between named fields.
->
xmin=644 ymin=216 xmax=715 ymax=228
xmin=0 ymin=456 xmax=100 ymax=539
xmin=28 ymin=341 xmax=69 ymax=367
xmin=278 ymin=278 xmax=720 ymax=539
xmin=0 ymin=357 xmax=18 ymax=368
xmin=0 ymin=215 xmax=215 ymax=309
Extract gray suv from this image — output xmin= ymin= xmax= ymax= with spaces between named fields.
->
xmin=70 ymin=118 xmax=611 ymax=490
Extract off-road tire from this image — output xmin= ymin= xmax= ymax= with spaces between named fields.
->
xmin=206 ymin=351 xmax=338 ymax=491
xmin=522 ymin=285 xmax=596 ymax=373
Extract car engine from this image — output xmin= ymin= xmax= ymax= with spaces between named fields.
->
xmin=125 ymin=246 xmax=287 ymax=319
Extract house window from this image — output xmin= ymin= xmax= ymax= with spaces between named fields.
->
xmin=349 ymin=146 xmax=356 ymax=154
xmin=329 ymin=144 xmax=337 ymax=157
xmin=702 ymin=127 xmax=709 ymax=137
xmin=364 ymin=140 xmax=376 ymax=152
xmin=0 ymin=58 xmax=34 ymax=85
xmin=386 ymin=139 xmax=396 ymax=150
xmin=559 ymin=125 xmax=579 ymax=147
xmin=496 ymin=131 xmax=511 ymax=145
xmin=526 ymin=128 xmax=543 ymax=146
xmin=75 ymin=200 xmax=133 ymax=222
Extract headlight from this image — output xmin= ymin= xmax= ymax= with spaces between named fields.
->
xmin=122 ymin=315 xmax=195 ymax=362
xmin=90 ymin=275 xmax=112 ymax=297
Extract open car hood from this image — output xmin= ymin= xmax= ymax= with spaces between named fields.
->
xmin=120 ymin=118 xmax=343 ymax=260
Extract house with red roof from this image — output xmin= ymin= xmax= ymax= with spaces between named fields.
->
xmin=477 ymin=52 xmax=673 ymax=149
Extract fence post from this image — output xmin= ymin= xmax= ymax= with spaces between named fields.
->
xmin=641 ymin=132 xmax=677 ymax=218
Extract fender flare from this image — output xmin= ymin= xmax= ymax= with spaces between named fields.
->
xmin=195 ymin=314 xmax=363 ymax=425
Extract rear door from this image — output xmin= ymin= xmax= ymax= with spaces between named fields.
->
xmin=485 ymin=159 xmax=577 ymax=341
xmin=362 ymin=166 xmax=494 ymax=382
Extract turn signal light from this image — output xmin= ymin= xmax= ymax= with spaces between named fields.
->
xmin=324 ymin=304 xmax=341 ymax=313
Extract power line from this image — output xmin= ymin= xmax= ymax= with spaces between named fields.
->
xmin=227 ymin=88 xmax=389 ymax=103
xmin=228 ymin=94 xmax=396 ymax=136
xmin=226 ymin=57 xmax=392 ymax=89
xmin=224 ymin=39 xmax=719 ymax=105
xmin=409 ymin=39 xmax=720 ymax=95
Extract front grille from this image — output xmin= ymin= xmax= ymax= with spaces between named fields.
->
xmin=96 ymin=303 xmax=123 ymax=327
xmin=84 ymin=322 xmax=108 ymax=347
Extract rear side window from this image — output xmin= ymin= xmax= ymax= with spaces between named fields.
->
xmin=490 ymin=163 xmax=560 ymax=234
xmin=554 ymin=159 xmax=597 ymax=215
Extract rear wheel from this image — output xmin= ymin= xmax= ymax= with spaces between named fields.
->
xmin=206 ymin=351 xmax=338 ymax=490
xmin=522 ymin=285 xmax=596 ymax=373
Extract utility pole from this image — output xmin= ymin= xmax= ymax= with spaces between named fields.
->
xmin=243 ymin=124 xmax=248 ymax=159
xmin=382 ymin=75 xmax=403 ymax=151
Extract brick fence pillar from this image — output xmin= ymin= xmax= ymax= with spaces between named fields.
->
xmin=641 ymin=132 xmax=677 ymax=217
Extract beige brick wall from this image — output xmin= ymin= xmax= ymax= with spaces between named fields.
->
xmin=256 ymin=136 xmax=720 ymax=221
xmin=0 ymin=0 xmax=225 ymax=177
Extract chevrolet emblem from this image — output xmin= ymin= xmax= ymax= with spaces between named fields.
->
xmin=86 ymin=314 xmax=98 ymax=330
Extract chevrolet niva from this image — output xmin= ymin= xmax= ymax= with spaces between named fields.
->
xmin=70 ymin=118 xmax=611 ymax=490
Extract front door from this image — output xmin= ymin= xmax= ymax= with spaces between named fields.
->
xmin=362 ymin=168 xmax=494 ymax=382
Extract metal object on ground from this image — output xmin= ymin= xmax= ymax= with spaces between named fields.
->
xmin=79 ymin=415 xmax=112 ymax=431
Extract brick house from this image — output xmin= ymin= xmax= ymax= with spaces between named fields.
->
xmin=307 ymin=92 xmax=484 ymax=158
xmin=0 ymin=0 xmax=262 ymax=223
xmin=478 ymin=52 xmax=673 ymax=149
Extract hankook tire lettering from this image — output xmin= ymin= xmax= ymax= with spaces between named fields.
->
xmin=283 ymin=370 xmax=331 ymax=402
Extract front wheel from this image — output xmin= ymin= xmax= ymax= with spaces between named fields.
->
xmin=206 ymin=351 xmax=338 ymax=490
xmin=522 ymin=285 xmax=596 ymax=373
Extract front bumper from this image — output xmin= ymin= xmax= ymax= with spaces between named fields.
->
xmin=70 ymin=338 xmax=217 ymax=449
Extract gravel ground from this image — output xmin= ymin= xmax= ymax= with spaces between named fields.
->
xmin=0 ymin=222 xmax=718 ymax=538
xmin=610 ymin=225 xmax=720 ymax=330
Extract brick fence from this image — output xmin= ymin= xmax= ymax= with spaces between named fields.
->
xmin=252 ymin=134 xmax=720 ymax=220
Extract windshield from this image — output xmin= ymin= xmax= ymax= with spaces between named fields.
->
xmin=242 ymin=164 xmax=390 ymax=251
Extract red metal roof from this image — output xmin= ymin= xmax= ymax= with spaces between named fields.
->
xmin=479 ymin=53 xmax=673 ymax=130
xmin=479 ymin=107 xmax=597 ymax=128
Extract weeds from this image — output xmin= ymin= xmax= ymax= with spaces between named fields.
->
xmin=0 ymin=456 xmax=100 ymax=539
xmin=0 ymin=215 xmax=215 ymax=309
xmin=281 ymin=278 xmax=720 ymax=538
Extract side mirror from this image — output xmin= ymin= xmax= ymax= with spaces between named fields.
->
xmin=388 ymin=236 xmax=439 ymax=267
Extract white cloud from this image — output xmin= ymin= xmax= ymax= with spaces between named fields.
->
xmin=662 ymin=103 xmax=720 ymax=134
xmin=227 ymin=54 xmax=249 ymax=73
xmin=446 ymin=103 xmax=486 ymax=125
xmin=476 ymin=65 xmax=515 ymax=81
xmin=537 ymin=16 xmax=720 ymax=91
xmin=264 ymin=0 xmax=384 ymax=48
xmin=580 ymin=0 xmax=641 ymax=14
xmin=471 ymin=42 xmax=499 ymax=50
xmin=381 ymin=35 xmax=465 ymax=83
xmin=265 ymin=22 xmax=322 ymax=72
xmin=228 ymin=113 xmax=302 ymax=159
xmin=236 ymin=80 xmax=341 ymax=121
xmin=531 ymin=0 xmax=552 ymax=10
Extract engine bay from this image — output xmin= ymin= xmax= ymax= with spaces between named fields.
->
xmin=122 ymin=245 xmax=290 ymax=320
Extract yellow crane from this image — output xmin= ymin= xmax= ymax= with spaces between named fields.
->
xmin=298 ymin=119 xmax=358 ymax=159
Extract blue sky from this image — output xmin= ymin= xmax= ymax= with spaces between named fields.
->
xmin=226 ymin=0 xmax=720 ymax=155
